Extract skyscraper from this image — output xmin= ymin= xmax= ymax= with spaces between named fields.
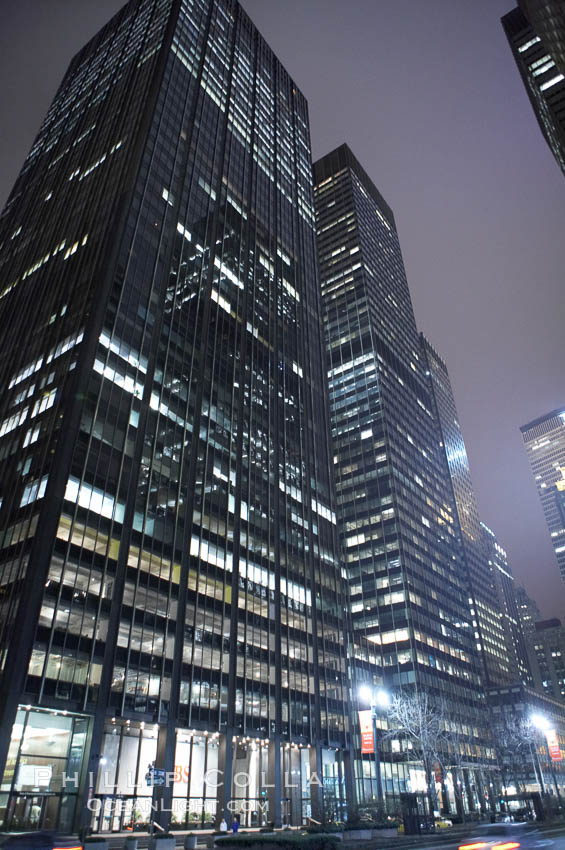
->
xmin=421 ymin=337 xmax=516 ymax=686
xmin=516 ymin=584 xmax=542 ymax=637
xmin=530 ymin=618 xmax=565 ymax=701
xmin=520 ymin=408 xmax=565 ymax=586
xmin=313 ymin=144 xmax=495 ymax=813
xmin=518 ymin=1 xmax=565 ymax=76
xmin=0 ymin=0 xmax=349 ymax=833
xmin=502 ymin=3 xmax=565 ymax=176
xmin=480 ymin=522 xmax=532 ymax=686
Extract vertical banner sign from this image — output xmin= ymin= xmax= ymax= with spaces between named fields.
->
xmin=359 ymin=710 xmax=374 ymax=754
xmin=434 ymin=762 xmax=442 ymax=783
xmin=545 ymin=729 xmax=562 ymax=762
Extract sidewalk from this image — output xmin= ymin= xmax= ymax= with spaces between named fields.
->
xmin=99 ymin=826 xmax=292 ymax=849
xmin=81 ymin=821 xmax=565 ymax=850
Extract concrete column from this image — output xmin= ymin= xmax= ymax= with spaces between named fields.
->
xmin=267 ymin=738 xmax=281 ymax=827
xmin=475 ymin=770 xmax=487 ymax=814
xmin=464 ymin=768 xmax=476 ymax=811
xmin=441 ymin=775 xmax=451 ymax=815
xmin=153 ymin=724 xmax=174 ymax=831
xmin=342 ymin=748 xmax=356 ymax=817
xmin=216 ymin=732 xmax=235 ymax=826
xmin=309 ymin=744 xmax=324 ymax=823
xmin=78 ymin=708 xmax=106 ymax=834
xmin=451 ymin=769 xmax=464 ymax=819
xmin=287 ymin=748 xmax=302 ymax=826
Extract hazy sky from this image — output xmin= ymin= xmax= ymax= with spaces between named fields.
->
xmin=1 ymin=1 xmax=565 ymax=618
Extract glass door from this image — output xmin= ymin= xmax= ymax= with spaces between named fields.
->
xmin=7 ymin=793 xmax=60 ymax=831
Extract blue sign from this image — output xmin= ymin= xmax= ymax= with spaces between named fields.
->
xmin=146 ymin=767 xmax=166 ymax=787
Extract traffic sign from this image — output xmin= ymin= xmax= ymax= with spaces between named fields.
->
xmin=146 ymin=767 xmax=167 ymax=786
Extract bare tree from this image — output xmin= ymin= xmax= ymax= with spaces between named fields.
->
xmin=442 ymin=724 xmax=469 ymax=820
xmin=442 ymin=722 xmax=493 ymax=821
xmin=385 ymin=691 xmax=449 ymax=816
xmin=494 ymin=716 xmax=538 ymax=797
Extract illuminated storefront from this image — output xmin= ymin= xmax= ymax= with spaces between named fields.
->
xmin=90 ymin=724 xmax=220 ymax=832
xmin=0 ymin=708 xmax=89 ymax=833
xmin=86 ymin=724 xmax=346 ymax=832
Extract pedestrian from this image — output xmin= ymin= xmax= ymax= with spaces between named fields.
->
xmin=231 ymin=818 xmax=239 ymax=834
xmin=220 ymin=818 xmax=228 ymax=832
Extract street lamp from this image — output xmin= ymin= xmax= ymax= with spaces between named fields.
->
xmin=531 ymin=713 xmax=550 ymax=732
xmin=358 ymin=685 xmax=390 ymax=804
xmin=531 ymin=714 xmax=563 ymax=805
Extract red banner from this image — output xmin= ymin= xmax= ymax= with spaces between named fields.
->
xmin=359 ymin=710 xmax=374 ymax=754
xmin=545 ymin=729 xmax=562 ymax=762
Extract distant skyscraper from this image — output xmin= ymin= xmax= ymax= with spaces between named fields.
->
xmin=502 ymin=3 xmax=565 ymax=175
xmin=520 ymin=408 xmax=565 ymax=585
xmin=516 ymin=584 xmax=542 ymax=637
xmin=487 ymin=680 xmax=565 ymax=795
xmin=421 ymin=337 xmax=515 ymax=686
xmin=313 ymin=144 xmax=494 ymax=812
xmin=0 ymin=0 xmax=348 ymax=833
xmin=530 ymin=618 xmax=565 ymax=701
xmin=480 ymin=522 xmax=532 ymax=685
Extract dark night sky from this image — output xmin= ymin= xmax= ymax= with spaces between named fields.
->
xmin=1 ymin=1 xmax=565 ymax=618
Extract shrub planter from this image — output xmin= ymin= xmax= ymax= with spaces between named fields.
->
xmin=372 ymin=828 xmax=397 ymax=838
xmin=124 ymin=837 xmax=138 ymax=850
xmin=149 ymin=835 xmax=176 ymax=850
xmin=185 ymin=835 xmax=198 ymax=849
xmin=344 ymin=829 xmax=371 ymax=840
xmin=214 ymin=836 xmax=340 ymax=850
xmin=84 ymin=840 xmax=109 ymax=850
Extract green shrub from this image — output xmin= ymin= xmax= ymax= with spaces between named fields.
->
xmin=305 ymin=826 xmax=342 ymax=834
xmin=215 ymin=835 xmax=340 ymax=850
xmin=306 ymin=823 xmax=344 ymax=835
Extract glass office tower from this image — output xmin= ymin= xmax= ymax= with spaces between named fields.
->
xmin=0 ymin=0 xmax=349 ymax=833
xmin=502 ymin=4 xmax=565 ymax=176
xmin=313 ymin=145 xmax=495 ymax=814
xmin=520 ymin=409 xmax=565 ymax=586
xmin=529 ymin=617 xmax=565 ymax=702
xmin=480 ymin=522 xmax=532 ymax=685
xmin=421 ymin=337 xmax=520 ymax=686
xmin=516 ymin=585 xmax=541 ymax=638
xmin=518 ymin=0 xmax=565 ymax=76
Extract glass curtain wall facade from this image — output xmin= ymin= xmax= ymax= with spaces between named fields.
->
xmin=520 ymin=409 xmax=565 ymax=586
xmin=502 ymin=6 xmax=565 ymax=176
xmin=421 ymin=337 xmax=517 ymax=686
xmin=530 ymin=619 xmax=565 ymax=702
xmin=480 ymin=523 xmax=532 ymax=685
xmin=487 ymin=683 xmax=565 ymax=799
xmin=313 ymin=144 xmax=496 ymax=816
xmin=0 ymin=0 xmax=349 ymax=832
xmin=518 ymin=0 xmax=565 ymax=76
xmin=516 ymin=585 xmax=541 ymax=638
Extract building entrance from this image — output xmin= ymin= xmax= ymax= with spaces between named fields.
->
xmin=6 ymin=793 xmax=60 ymax=831
xmin=0 ymin=707 xmax=89 ymax=833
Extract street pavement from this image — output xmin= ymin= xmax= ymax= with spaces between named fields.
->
xmin=398 ymin=824 xmax=565 ymax=850
xmin=85 ymin=823 xmax=565 ymax=850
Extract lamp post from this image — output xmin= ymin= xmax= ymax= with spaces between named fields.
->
xmin=359 ymin=685 xmax=390 ymax=804
xmin=531 ymin=714 xmax=563 ymax=806
xmin=527 ymin=737 xmax=546 ymax=796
